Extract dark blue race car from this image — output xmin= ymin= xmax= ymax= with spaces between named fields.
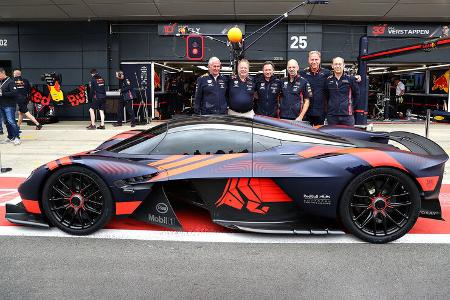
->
xmin=6 ymin=115 xmax=448 ymax=243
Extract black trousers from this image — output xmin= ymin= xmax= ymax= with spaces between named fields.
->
xmin=326 ymin=115 xmax=355 ymax=126
xmin=117 ymin=98 xmax=136 ymax=125
xmin=305 ymin=115 xmax=325 ymax=126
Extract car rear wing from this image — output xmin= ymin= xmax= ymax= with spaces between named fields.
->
xmin=389 ymin=131 xmax=448 ymax=158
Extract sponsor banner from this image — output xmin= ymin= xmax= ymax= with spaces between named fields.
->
xmin=368 ymin=24 xmax=450 ymax=38
xmin=430 ymin=69 xmax=450 ymax=94
xmin=158 ymin=23 xmax=245 ymax=36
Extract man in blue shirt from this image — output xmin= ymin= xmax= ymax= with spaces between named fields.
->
xmin=299 ymin=51 xmax=331 ymax=126
xmin=325 ymin=57 xmax=360 ymax=126
xmin=255 ymin=61 xmax=282 ymax=117
xmin=280 ymin=59 xmax=312 ymax=121
xmin=194 ymin=57 xmax=228 ymax=115
xmin=227 ymin=59 xmax=256 ymax=118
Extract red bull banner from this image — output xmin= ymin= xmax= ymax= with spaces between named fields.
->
xmin=30 ymin=87 xmax=51 ymax=106
xmin=430 ymin=69 xmax=450 ymax=94
xmin=67 ymin=85 xmax=88 ymax=107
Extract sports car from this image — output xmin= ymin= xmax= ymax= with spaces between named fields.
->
xmin=6 ymin=115 xmax=448 ymax=243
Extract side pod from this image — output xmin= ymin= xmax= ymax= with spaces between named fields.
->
xmin=130 ymin=185 xmax=182 ymax=230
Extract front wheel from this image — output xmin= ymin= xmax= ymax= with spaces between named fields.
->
xmin=42 ymin=166 xmax=113 ymax=235
xmin=339 ymin=168 xmax=420 ymax=244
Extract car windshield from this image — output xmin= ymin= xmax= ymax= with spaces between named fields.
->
xmin=106 ymin=123 xmax=168 ymax=153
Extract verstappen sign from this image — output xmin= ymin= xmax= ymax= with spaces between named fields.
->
xmin=368 ymin=24 xmax=449 ymax=38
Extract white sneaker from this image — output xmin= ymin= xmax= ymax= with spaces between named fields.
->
xmin=1 ymin=138 xmax=12 ymax=144
xmin=13 ymin=138 xmax=21 ymax=145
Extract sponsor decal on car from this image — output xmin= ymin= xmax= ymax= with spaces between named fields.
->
xmin=303 ymin=194 xmax=331 ymax=206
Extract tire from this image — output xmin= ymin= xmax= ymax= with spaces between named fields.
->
xmin=42 ymin=166 xmax=113 ymax=235
xmin=339 ymin=168 xmax=420 ymax=244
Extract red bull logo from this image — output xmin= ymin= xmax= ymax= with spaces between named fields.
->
xmin=432 ymin=70 xmax=450 ymax=94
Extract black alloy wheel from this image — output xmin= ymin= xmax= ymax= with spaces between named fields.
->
xmin=339 ymin=168 xmax=420 ymax=244
xmin=42 ymin=166 xmax=113 ymax=235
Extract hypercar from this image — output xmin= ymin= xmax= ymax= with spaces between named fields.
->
xmin=6 ymin=115 xmax=448 ymax=243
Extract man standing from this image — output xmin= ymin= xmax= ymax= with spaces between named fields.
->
xmin=227 ymin=59 xmax=256 ymax=118
xmin=194 ymin=57 xmax=228 ymax=115
xmin=254 ymin=61 xmax=281 ymax=117
xmin=280 ymin=59 xmax=312 ymax=121
xmin=0 ymin=68 xmax=21 ymax=145
xmin=113 ymin=71 xmax=136 ymax=127
xmin=13 ymin=69 xmax=43 ymax=130
xmin=87 ymin=69 xmax=106 ymax=130
xmin=299 ymin=51 xmax=331 ymax=126
xmin=325 ymin=57 xmax=360 ymax=126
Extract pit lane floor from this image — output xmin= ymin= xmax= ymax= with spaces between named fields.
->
xmin=1 ymin=121 xmax=450 ymax=299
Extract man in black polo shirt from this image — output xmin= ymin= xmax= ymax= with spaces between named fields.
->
xmin=254 ymin=61 xmax=282 ymax=117
xmin=280 ymin=59 xmax=312 ymax=121
xmin=299 ymin=51 xmax=331 ymax=126
xmin=228 ymin=59 xmax=255 ymax=118
xmin=325 ymin=57 xmax=360 ymax=126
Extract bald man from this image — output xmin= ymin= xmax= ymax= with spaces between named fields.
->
xmin=325 ymin=57 xmax=360 ymax=126
xmin=279 ymin=59 xmax=312 ymax=121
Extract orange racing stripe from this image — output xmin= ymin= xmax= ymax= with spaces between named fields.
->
xmin=148 ymin=155 xmax=184 ymax=167
xmin=151 ymin=153 xmax=247 ymax=181
xmin=159 ymin=155 xmax=210 ymax=170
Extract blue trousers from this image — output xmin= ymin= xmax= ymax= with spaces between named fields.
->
xmin=0 ymin=106 xmax=20 ymax=140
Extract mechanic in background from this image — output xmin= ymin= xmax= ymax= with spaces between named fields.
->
xmin=325 ymin=57 xmax=360 ymax=126
xmin=227 ymin=59 xmax=256 ymax=118
xmin=13 ymin=69 xmax=43 ymax=130
xmin=279 ymin=59 xmax=312 ymax=121
xmin=254 ymin=61 xmax=282 ymax=117
xmin=113 ymin=71 xmax=136 ymax=127
xmin=87 ymin=69 xmax=107 ymax=130
xmin=194 ymin=57 xmax=228 ymax=115
xmin=299 ymin=51 xmax=331 ymax=126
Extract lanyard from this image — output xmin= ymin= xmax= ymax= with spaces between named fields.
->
xmin=0 ymin=77 xmax=10 ymax=89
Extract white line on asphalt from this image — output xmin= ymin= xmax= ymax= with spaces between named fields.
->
xmin=0 ymin=227 xmax=449 ymax=244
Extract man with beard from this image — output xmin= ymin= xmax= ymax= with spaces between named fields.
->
xmin=279 ymin=59 xmax=312 ymax=121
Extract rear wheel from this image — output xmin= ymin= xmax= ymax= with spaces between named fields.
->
xmin=339 ymin=168 xmax=420 ymax=243
xmin=42 ymin=166 xmax=113 ymax=235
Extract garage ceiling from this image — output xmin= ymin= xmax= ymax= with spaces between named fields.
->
xmin=0 ymin=0 xmax=449 ymax=22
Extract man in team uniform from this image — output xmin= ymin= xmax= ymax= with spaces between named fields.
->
xmin=299 ymin=51 xmax=331 ymax=126
xmin=325 ymin=57 xmax=360 ymax=126
xmin=113 ymin=71 xmax=136 ymax=127
xmin=87 ymin=69 xmax=107 ymax=130
xmin=227 ymin=59 xmax=256 ymax=118
xmin=194 ymin=57 xmax=228 ymax=115
xmin=254 ymin=61 xmax=281 ymax=117
xmin=279 ymin=59 xmax=312 ymax=121
xmin=13 ymin=69 xmax=42 ymax=130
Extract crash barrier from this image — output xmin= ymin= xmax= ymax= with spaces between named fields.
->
xmin=0 ymin=151 xmax=12 ymax=173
